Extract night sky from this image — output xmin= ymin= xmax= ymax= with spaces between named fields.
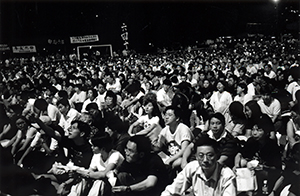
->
xmin=0 ymin=0 xmax=299 ymax=53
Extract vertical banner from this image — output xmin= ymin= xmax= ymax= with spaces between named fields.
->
xmin=121 ymin=23 xmax=129 ymax=50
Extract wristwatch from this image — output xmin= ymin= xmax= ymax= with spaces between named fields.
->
xmin=125 ymin=186 xmax=132 ymax=192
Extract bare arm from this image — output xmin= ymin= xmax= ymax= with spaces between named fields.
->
xmin=181 ymin=143 xmax=194 ymax=169
xmin=166 ymin=140 xmax=190 ymax=165
xmin=135 ymin=124 xmax=158 ymax=136
xmin=128 ymin=121 xmax=140 ymax=136
xmin=112 ymin=175 xmax=158 ymax=193
xmin=0 ymin=124 xmax=11 ymax=140
xmin=286 ymin=120 xmax=297 ymax=148
xmin=28 ymin=113 xmax=62 ymax=142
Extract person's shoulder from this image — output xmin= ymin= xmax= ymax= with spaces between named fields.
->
xmin=221 ymin=165 xmax=235 ymax=177
xmin=178 ymin=123 xmax=190 ymax=130
xmin=184 ymin=160 xmax=200 ymax=173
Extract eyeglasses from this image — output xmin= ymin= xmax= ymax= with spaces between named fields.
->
xmin=197 ymin=153 xmax=215 ymax=160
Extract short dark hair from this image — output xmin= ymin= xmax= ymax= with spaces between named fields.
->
xmin=58 ymin=90 xmax=69 ymax=99
xmin=193 ymin=135 xmax=220 ymax=154
xmin=164 ymin=105 xmax=182 ymax=120
xmin=91 ymin=133 xmax=113 ymax=152
xmin=237 ymin=82 xmax=248 ymax=94
xmin=209 ymin=112 xmax=225 ymax=127
xmin=86 ymin=102 xmax=99 ymax=111
xmin=88 ymin=88 xmax=98 ymax=98
xmin=129 ymin=135 xmax=151 ymax=155
xmin=71 ymin=120 xmax=91 ymax=139
xmin=254 ymin=114 xmax=274 ymax=136
xmin=57 ymin=98 xmax=70 ymax=107
xmin=34 ymin=99 xmax=48 ymax=111
xmin=163 ymin=79 xmax=172 ymax=86
xmin=105 ymin=90 xmax=117 ymax=105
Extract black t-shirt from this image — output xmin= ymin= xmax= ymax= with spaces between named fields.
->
xmin=117 ymin=153 xmax=169 ymax=196
xmin=241 ymin=137 xmax=282 ymax=169
xmin=59 ymin=137 xmax=93 ymax=168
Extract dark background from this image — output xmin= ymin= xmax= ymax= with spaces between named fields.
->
xmin=0 ymin=0 xmax=299 ymax=53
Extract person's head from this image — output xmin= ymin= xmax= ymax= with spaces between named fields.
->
xmin=239 ymin=67 xmax=247 ymax=77
xmin=87 ymin=88 xmax=98 ymax=100
xmin=79 ymin=112 xmax=93 ymax=125
xmin=57 ymin=90 xmax=69 ymax=100
xmin=13 ymin=115 xmax=29 ymax=132
xmin=236 ymin=82 xmax=248 ymax=95
xmin=86 ymin=102 xmax=100 ymax=118
xmin=264 ymin=64 xmax=272 ymax=73
xmin=105 ymin=90 xmax=117 ymax=107
xmin=105 ymin=72 xmax=115 ymax=84
xmin=251 ymin=115 xmax=273 ymax=140
xmin=261 ymin=86 xmax=273 ymax=106
xmin=216 ymin=80 xmax=226 ymax=93
xmin=162 ymin=79 xmax=172 ymax=92
xmin=143 ymin=98 xmax=159 ymax=116
xmin=163 ymin=105 xmax=181 ymax=126
xmin=97 ymin=80 xmax=106 ymax=94
xmin=125 ymin=135 xmax=151 ymax=163
xmin=57 ymin=98 xmax=70 ymax=115
xmin=244 ymin=100 xmax=262 ymax=119
xmin=34 ymin=99 xmax=48 ymax=114
xmin=68 ymin=120 xmax=91 ymax=140
xmin=91 ymin=133 xmax=113 ymax=161
xmin=209 ymin=113 xmax=225 ymax=136
xmin=203 ymin=79 xmax=210 ymax=88
xmin=194 ymin=136 xmax=220 ymax=175
xmin=227 ymin=75 xmax=238 ymax=87
xmin=229 ymin=101 xmax=245 ymax=119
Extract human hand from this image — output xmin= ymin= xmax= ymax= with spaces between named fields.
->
xmin=111 ymin=185 xmax=127 ymax=193
xmin=75 ymin=169 xmax=90 ymax=178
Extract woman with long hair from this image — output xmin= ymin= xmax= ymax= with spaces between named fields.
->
xmin=128 ymin=98 xmax=164 ymax=145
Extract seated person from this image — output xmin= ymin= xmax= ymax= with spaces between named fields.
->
xmin=153 ymin=106 xmax=193 ymax=171
xmin=28 ymin=111 xmax=93 ymax=195
xmin=181 ymin=112 xmax=239 ymax=169
xmin=112 ymin=135 xmax=169 ymax=196
xmin=128 ymin=98 xmax=164 ymax=145
xmin=3 ymin=115 xmax=37 ymax=160
xmin=161 ymin=136 xmax=236 ymax=196
xmin=71 ymin=133 xmax=124 ymax=196
xmin=269 ymin=142 xmax=300 ymax=196
xmin=234 ymin=115 xmax=282 ymax=195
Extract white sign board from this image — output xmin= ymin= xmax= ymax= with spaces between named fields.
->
xmin=12 ymin=45 xmax=37 ymax=53
xmin=70 ymin=35 xmax=99 ymax=44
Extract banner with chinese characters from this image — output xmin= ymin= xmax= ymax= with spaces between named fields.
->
xmin=12 ymin=45 xmax=37 ymax=53
xmin=0 ymin=44 xmax=10 ymax=51
xmin=70 ymin=35 xmax=99 ymax=44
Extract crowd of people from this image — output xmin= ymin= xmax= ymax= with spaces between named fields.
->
xmin=0 ymin=35 xmax=299 ymax=196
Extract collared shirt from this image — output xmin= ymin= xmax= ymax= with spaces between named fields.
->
xmin=207 ymin=130 xmax=228 ymax=142
xmin=161 ymin=161 xmax=236 ymax=196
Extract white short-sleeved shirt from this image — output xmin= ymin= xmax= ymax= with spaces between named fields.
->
xmin=137 ymin=115 xmax=161 ymax=142
xmin=210 ymin=91 xmax=233 ymax=114
xmin=70 ymin=91 xmax=87 ymax=103
xmin=89 ymin=150 xmax=124 ymax=172
xmin=106 ymin=79 xmax=122 ymax=93
xmin=234 ymin=94 xmax=253 ymax=105
xmin=156 ymin=88 xmax=172 ymax=107
xmin=158 ymin=123 xmax=192 ymax=156
xmin=257 ymin=98 xmax=281 ymax=121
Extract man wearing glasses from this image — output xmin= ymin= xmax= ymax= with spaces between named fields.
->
xmin=161 ymin=136 xmax=237 ymax=196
